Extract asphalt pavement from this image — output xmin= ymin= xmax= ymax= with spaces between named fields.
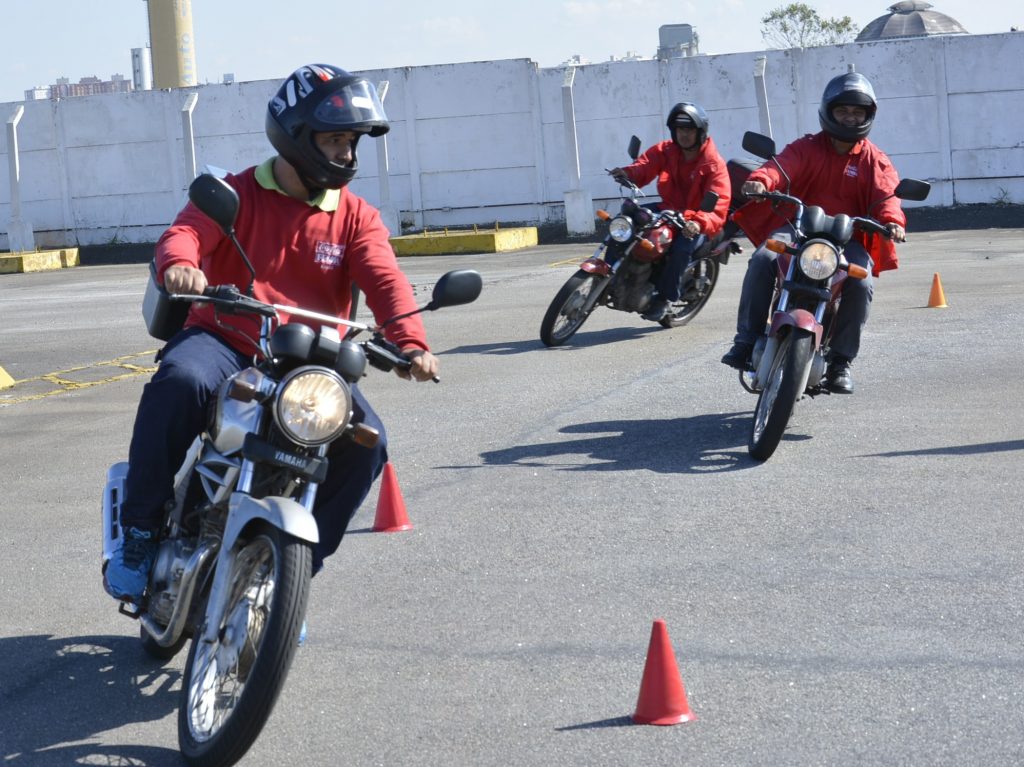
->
xmin=1 ymin=226 xmax=1022 ymax=766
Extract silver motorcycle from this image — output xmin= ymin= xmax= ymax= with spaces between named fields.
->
xmin=103 ymin=173 xmax=482 ymax=766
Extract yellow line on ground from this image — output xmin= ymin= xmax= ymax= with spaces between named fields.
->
xmin=548 ymin=258 xmax=583 ymax=268
xmin=0 ymin=351 xmax=159 ymax=406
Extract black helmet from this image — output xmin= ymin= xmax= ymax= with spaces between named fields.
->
xmin=266 ymin=64 xmax=390 ymax=191
xmin=666 ymin=102 xmax=709 ymax=148
xmin=818 ymin=72 xmax=877 ymax=142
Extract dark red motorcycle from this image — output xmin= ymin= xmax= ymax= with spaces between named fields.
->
xmin=736 ymin=131 xmax=931 ymax=461
xmin=539 ymin=136 xmax=749 ymax=347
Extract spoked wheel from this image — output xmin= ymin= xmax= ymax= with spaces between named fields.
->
xmin=178 ymin=523 xmax=311 ymax=767
xmin=540 ymin=269 xmax=608 ymax=347
xmin=748 ymin=329 xmax=814 ymax=461
xmin=660 ymin=258 xmax=720 ymax=328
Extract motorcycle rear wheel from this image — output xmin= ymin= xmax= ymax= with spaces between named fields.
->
xmin=178 ymin=523 xmax=311 ymax=767
xmin=749 ymin=329 xmax=813 ymax=461
xmin=660 ymin=258 xmax=720 ymax=328
xmin=540 ymin=269 xmax=607 ymax=347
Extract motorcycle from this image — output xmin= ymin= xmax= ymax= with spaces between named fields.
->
xmin=539 ymin=134 xmax=748 ymax=347
xmin=735 ymin=131 xmax=931 ymax=461
xmin=105 ymin=173 xmax=482 ymax=766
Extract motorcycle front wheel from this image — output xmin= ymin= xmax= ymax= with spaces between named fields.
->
xmin=660 ymin=258 xmax=720 ymax=328
xmin=539 ymin=269 xmax=608 ymax=347
xmin=748 ymin=329 xmax=814 ymax=461
xmin=178 ymin=523 xmax=311 ymax=767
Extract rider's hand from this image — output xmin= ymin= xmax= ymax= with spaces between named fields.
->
xmin=681 ymin=220 xmax=701 ymax=238
xmin=742 ymin=180 xmax=767 ymax=196
xmin=397 ymin=348 xmax=439 ymax=382
xmin=163 ymin=265 xmax=208 ymax=295
xmin=608 ymin=168 xmax=630 ymax=185
xmin=886 ymin=223 xmax=907 ymax=243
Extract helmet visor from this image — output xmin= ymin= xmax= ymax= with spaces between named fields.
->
xmin=311 ymin=80 xmax=389 ymax=136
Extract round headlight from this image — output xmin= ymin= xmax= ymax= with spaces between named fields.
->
xmin=273 ymin=366 xmax=352 ymax=446
xmin=799 ymin=240 xmax=839 ymax=280
xmin=608 ymin=216 xmax=634 ymax=243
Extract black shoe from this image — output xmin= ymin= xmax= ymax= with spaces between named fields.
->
xmin=826 ymin=357 xmax=854 ymax=394
xmin=641 ymin=298 xmax=670 ymax=322
xmin=721 ymin=342 xmax=753 ymax=370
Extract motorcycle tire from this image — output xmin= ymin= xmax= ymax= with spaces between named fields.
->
xmin=140 ymin=623 xmax=189 ymax=661
xmin=178 ymin=522 xmax=312 ymax=767
xmin=539 ymin=269 xmax=607 ymax=347
xmin=748 ymin=329 xmax=814 ymax=461
xmin=660 ymin=258 xmax=720 ymax=328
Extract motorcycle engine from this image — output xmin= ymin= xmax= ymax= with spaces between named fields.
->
xmin=148 ymin=538 xmax=195 ymax=625
xmin=608 ymin=259 xmax=656 ymax=312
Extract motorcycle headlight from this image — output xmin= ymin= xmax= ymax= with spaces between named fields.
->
xmin=273 ymin=366 xmax=352 ymax=446
xmin=608 ymin=216 xmax=634 ymax=243
xmin=798 ymin=240 xmax=839 ymax=280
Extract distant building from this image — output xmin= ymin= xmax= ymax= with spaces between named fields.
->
xmin=37 ymin=75 xmax=134 ymax=100
xmin=857 ymin=1 xmax=968 ymax=41
xmin=657 ymin=24 xmax=699 ymax=59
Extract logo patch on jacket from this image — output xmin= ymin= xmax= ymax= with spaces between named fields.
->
xmin=844 ymin=164 xmax=859 ymax=179
xmin=314 ymin=241 xmax=345 ymax=270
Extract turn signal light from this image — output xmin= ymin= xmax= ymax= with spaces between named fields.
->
xmin=596 ymin=209 xmax=610 ymax=220
xmin=638 ymin=239 xmax=655 ymax=251
xmin=847 ymin=264 xmax=869 ymax=280
xmin=764 ymin=239 xmax=788 ymax=254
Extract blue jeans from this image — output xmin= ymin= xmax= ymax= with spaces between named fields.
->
xmin=732 ymin=234 xmax=873 ymax=362
xmin=122 ymin=327 xmax=388 ymax=572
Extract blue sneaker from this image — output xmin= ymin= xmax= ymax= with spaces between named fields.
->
xmin=103 ymin=527 xmax=158 ymax=602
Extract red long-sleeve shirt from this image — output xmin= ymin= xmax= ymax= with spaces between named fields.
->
xmin=621 ymin=136 xmax=731 ymax=236
xmin=732 ymin=132 xmax=906 ymax=274
xmin=155 ymin=163 xmax=429 ymax=357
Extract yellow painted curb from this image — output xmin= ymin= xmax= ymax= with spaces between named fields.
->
xmin=390 ymin=227 xmax=538 ymax=256
xmin=0 ymin=366 xmax=14 ymax=390
xmin=0 ymin=247 xmax=80 ymax=274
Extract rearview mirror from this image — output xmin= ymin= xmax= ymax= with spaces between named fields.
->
xmin=188 ymin=174 xmax=240 ymax=234
xmin=426 ymin=269 xmax=483 ymax=310
xmin=894 ymin=178 xmax=931 ymax=202
xmin=628 ymin=135 xmax=642 ymax=161
xmin=742 ymin=131 xmax=777 ymax=161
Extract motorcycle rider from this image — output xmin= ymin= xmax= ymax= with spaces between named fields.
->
xmin=608 ymin=102 xmax=731 ymax=321
xmin=721 ymin=72 xmax=907 ymax=394
xmin=103 ymin=63 xmax=439 ymax=602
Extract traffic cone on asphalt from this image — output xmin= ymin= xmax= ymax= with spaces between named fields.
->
xmin=372 ymin=462 xmax=413 ymax=532
xmin=632 ymin=619 xmax=697 ymax=725
xmin=928 ymin=273 xmax=948 ymax=308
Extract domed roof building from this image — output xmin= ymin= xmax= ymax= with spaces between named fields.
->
xmin=856 ymin=1 xmax=968 ymax=41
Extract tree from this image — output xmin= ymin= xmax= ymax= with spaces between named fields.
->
xmin=761 ymin=3 xmax=860 ymax=49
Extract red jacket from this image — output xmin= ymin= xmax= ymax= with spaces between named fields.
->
xmin=622 ymin=136 xmax=731 ymax=237
xmin=155 ymin=165 xmax=429 ymax=357
xmin=731 ymin=132 xmax=906 ymax=275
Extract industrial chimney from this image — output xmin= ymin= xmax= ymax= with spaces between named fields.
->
xmin=145 ymin=0 xmax=197 ymax=89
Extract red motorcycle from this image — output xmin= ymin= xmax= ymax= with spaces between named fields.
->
xmin=736 ymin=131 xmax=931 ymax=461
xmin=539 ymin=136 xmax=748 ymax=347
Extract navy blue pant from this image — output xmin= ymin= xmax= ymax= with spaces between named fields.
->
xmin=122 ymin=327 xmax=388 ymax=573
xmin=731 ymin=235 xmax=873 ymax=362
xmin=656 ymin=232 xmax=705 ymax=301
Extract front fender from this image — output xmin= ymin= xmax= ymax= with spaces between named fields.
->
xmin=580 ymin=258 xmax=612 ymax=276
xmin=223 ymin=492 xmax=320 ymax=551
xmin=769 ymin=309 xmax=822 ymax=347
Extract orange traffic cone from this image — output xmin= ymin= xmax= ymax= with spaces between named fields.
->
xmin=372 ymin=462 xmax=413 ymax=532
xmin=928 ymin=272 xmax=948 ymax=308
xmin=632 ymin=619 xmax=697 ymax=725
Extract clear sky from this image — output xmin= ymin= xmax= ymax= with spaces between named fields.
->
xmin=0 ymin=0 xmax=1019 ymax=104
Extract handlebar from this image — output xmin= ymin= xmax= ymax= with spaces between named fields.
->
xmin=745 ymin=191 xmax=897 ymax=240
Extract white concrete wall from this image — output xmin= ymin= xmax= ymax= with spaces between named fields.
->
xmin=2 ymin=32 xmax=1021 ymax=249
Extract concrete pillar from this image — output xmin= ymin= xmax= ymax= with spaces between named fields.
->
xmin=147 ymin=0 xmax=197 ymax=89
xmin=375 ymin=80 xmax=400 ymax=236
xmin=6 ymin=105 xmax=35 ymax=253
xmin=754 ymin=56 xmax=773 ymax=139
xmin=561 ymin=67 xmax=594 ymax=236
xmin=181 ymin=91 xmax=198 ymax=182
